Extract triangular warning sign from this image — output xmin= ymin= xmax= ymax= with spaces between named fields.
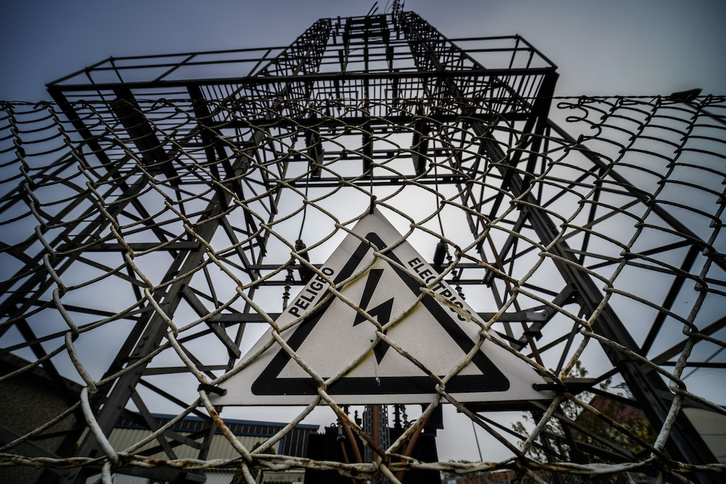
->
xmin=213 ymin=210 xmax=551 ymax=405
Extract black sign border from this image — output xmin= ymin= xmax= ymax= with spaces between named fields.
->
xmin=251 ymin=231 xmax=510 ymax=397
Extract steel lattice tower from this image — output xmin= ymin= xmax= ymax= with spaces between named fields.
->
xmin=1 ymin=8 xmax=725 ymax=484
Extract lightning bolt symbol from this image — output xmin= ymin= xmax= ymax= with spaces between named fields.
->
xmin=353 ymin=269 xmax=394 ymax=364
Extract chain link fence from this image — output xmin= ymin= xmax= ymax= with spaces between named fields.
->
xmin=1 ymin=94 xmax=725 ymax=483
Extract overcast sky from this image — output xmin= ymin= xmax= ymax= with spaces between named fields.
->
xmin=1 ymin=0 xmax=725 ymax=101
xmin=2 ymin=0 xmax=724 ymax=464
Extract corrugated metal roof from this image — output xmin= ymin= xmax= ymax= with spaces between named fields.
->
xmin=108 ymin=428 xmax=280 ymax=460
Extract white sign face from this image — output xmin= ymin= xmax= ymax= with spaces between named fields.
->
xmin=213 ymin=210 xmax=552 ymax=405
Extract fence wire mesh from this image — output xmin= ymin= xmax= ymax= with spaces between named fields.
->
xmin=0 ymin=94 xmax=725 ymax=483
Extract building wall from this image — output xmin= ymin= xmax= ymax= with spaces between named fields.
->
xmin=0 ymin=359 xmax=80 ymax=484
xmin=683 ymin=407 xmax=726 ymax=463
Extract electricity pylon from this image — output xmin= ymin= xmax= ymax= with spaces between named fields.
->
xmin=1 ymin=8 xmax=724 ymax=483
